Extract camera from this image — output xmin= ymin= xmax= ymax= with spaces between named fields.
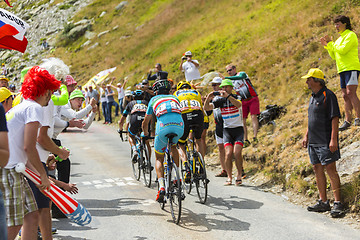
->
xmin=213 ymin=91 xmax=220 ymax=96
xmin=182 ymin=57 xmax=187 ymax=60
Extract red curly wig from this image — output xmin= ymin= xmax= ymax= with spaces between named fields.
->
xmin=21 ymin=66 xmax=61 ymax=100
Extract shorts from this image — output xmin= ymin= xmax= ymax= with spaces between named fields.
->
xmin=223 ymin=126 xmax=244 ymax=147
xmin=340 ymin=70 xmax=359 ymax=88
xmin=308 ymin=144 xmax=340 ymax=166
xmin=154 ymin=113 xmax=184 ymax=154
xmin=27 ymin=163 xmax=50 ymax=209
xmin=0 ymin=168 xmax=38 ymax=227
xmin=128 ymin=114 xmax=145 ymax=136
xmin=179 ymin=110 xmax=204 ymax=143
xmin=215 ymin=134 xmax=223 ymax=144
xmin=242 ymin=96 xmax=260 ymax=119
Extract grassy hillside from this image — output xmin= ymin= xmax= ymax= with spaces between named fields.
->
xmin=53 ymin=0 xmax=360 ymax=214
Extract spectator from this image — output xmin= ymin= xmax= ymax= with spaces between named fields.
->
xmin=41 ymin=39 xmax=49 ymax=50
xmin=0 ymin=87 xmax=15 ymax=112
xmin=301 ymin=68 xmax=345 ymax=218
xmin=179 ymin=51 xmax=201 ymax=81
xmin=225 ymin=65 xmax=260 ymax=147
xmin=112 ymin=77 xmax=127 ymax=115
xmin=204 ymin=79 xmax=244 ymax=186
xmin=1 ymin=63 xmax=7 ymax=76
xmin=106 ymin=84 xmax=118 ymax=123
xmin=320 ymin=15 xmax=360 ymax=130
xmin=87 ymin=85 xmax=100 ymax=120
xmin=65 ymin=75 xmax=77 ymax=95
xmin=8 ymin=84 xmax=16 ymax=93
xmin=209 ymin=77 xmax=227 ymax=177
xmin=0 ymin=75 xmax=9 ymax=88
xmin=147 ymin=63 xmax=168 ymax=81
xmin=141 ymin=79 xmax=154 ymax=102
xmin=0 ymin=102 xmax=9 ymax=240
xmin=0 ymin=66 xmax=58 ymax=240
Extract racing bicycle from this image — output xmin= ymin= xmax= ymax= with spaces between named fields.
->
xmin=181 ymin=127 xmax=209 ymax=204
xmin=119 ymin=130 xmax=154 ymax=187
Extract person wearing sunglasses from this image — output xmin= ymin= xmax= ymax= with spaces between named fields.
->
xmin=224 ymin=65 xmax=260 ymax=147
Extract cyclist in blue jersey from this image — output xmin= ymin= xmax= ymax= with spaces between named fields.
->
xmin=142 ymin=79 xmax=184 ymax=202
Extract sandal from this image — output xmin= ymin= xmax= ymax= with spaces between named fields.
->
xmin=216 ymin=170 xmax=228 ymax=177
xmin=235 ymin=179 xmax=242 ymax=186
xmin=224 ymin=180 xmax=233 ymax=186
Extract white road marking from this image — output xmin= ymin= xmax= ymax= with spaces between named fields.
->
xmin=82 ymin=181 xmax=92 ymax=185
xmin=94 ymin=183 xmax=113 ymax=189
xmin=124 ymin=177 xmax=134 ymax=181
xmin=93 ymin=180 xmax=102 ymax=184
xmin=105 ymin=179 xmax=115 ymax=182
xmin=115 ymin=182 xmax=126 ymax=186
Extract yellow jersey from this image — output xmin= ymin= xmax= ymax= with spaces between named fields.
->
xmin=174 ymin=89 xmax=203 ymax=114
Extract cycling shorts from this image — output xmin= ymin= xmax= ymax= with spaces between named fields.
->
xmin=154 ymin=113 xmax=184 ymax=154
xmin=128 ymin=114 xmax=145 ymax=136
xmin=179 ymin=110 xmax=204 ymax=143
xmin=340 ymin=70 xmax=359 ymax=89
xmin=223 ymin=126 xmax=244 ymax=147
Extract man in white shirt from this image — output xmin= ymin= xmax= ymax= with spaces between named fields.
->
xmin=0 ymin=66 xmax=60 ymax=240
xmin=179 ymin=51 xmax=201 ymax=81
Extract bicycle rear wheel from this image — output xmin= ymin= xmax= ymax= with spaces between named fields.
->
xmin=142 ymin=145 xmax=152 ymax=188
xmin=180 ymin=159 xmax=192 ymax=194
xmin=194 ymin=153 xmax=208 ymax=204
xmin=169 ymin=162 xmax=182 ymax=224
xmin=131 ymin=148 xmax=140 ymax=181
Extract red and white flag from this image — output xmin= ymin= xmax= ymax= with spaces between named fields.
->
xmin=0 ymin=8 xmax=29 ymax=52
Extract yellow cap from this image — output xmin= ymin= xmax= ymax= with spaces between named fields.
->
xmin=0 ymin=87 xmax=15 ymax=102
xmin=301 ymin=68 xmax=325 ymax=80
xmin=0 ymin=75 xmax=9 ymax=81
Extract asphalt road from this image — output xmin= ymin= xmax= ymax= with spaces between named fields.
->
xmin=51 ymin=122 xmax=360 ymax=240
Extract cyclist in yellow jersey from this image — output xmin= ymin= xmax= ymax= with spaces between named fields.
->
xmin=174 ymin=81 xmax=205 ymax=183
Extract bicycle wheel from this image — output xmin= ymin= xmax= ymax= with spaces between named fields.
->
xmin=194 ymin=153 xmax=208 ymax=204
xmin=142 ymin=144 xmax=152 ymax=188
xmin=131 ymin=148 xmax=140 ymax=181
xmin=169 ymin=161 xmax=182 ymax=224
xmin=180 ymin=159 xmax=192 ymax=194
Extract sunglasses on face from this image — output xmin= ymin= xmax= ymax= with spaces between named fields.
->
xmin=212 ymin=84 xmax=220 ymax=87
xmin=226 ymin=69 xmax=233 ymax=72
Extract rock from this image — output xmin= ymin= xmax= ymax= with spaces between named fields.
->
xmin=87 ymin=42 xmax=99 ymax=50
xmin=120 ymin=35 xmax=131 ymax=40
xmin=115 ymin=1 xmax=128 ymax=11
xmin=81 ymin=40 xmax=91 ymax=47
xmin=74 ymin=19 xmax=91 ymax=26
xmin=112 ymin=25 xmax=119 ymax=31
xmin=67 ymin=25 xmax=89 ymax=39
xmin=337 ymin=141 xmax=360 ymax=177
xmin=97 ymin=30 xmax=110 ymax=38
xmin=99 ymin=11 xmax=106 ymax=18
xmin=84 ymin=31 xmax=96 ymax=40
xmin=201 ymin=72 xmax=219 ymax=86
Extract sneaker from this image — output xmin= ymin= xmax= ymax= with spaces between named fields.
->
xmin=252 ymin=137 xmax=258 ymax=144
xmin=307 ymin=199 xmax=331 ymax=212
xmin=132 ymin=151 xmax=138 ymax=163
xmin=244 ymin=139 xmax=251 ymax=148
xmin=215 ymin=170 xmax=227 ymax=177
xmin=339 ymin=121 xmax=351 ymax=131
xmin=331 ymin=202 xmax=345 ymax=218
xmin=354 ymin=118 xmax=360 ymax=126
xmin=156 ymin=187 xmax=165 ymax=203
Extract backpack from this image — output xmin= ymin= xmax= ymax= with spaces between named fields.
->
xmin=258 ymin=104 xmax=286 ymax=127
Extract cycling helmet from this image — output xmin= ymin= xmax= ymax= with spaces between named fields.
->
xmin=176 ymin=81 xmax=192 ymax=90
xmin=9 ymin=84 xmax=16 ymax=90
xmin=152 ymin=79 xmax=171 ymax=94
xmin=133 ymin=89 xmax=144 ymax=100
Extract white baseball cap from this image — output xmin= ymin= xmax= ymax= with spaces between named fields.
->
xmin=184 ymin=51 xmax=192 ymax=56
xmin=211 ymin=77 xmax=222 ymax=84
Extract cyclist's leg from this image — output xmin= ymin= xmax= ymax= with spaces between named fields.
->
xmin=127 ymin=127 xmax=137 ymax=150
xmin=178 ymin=113 xmax=190 ymax=164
